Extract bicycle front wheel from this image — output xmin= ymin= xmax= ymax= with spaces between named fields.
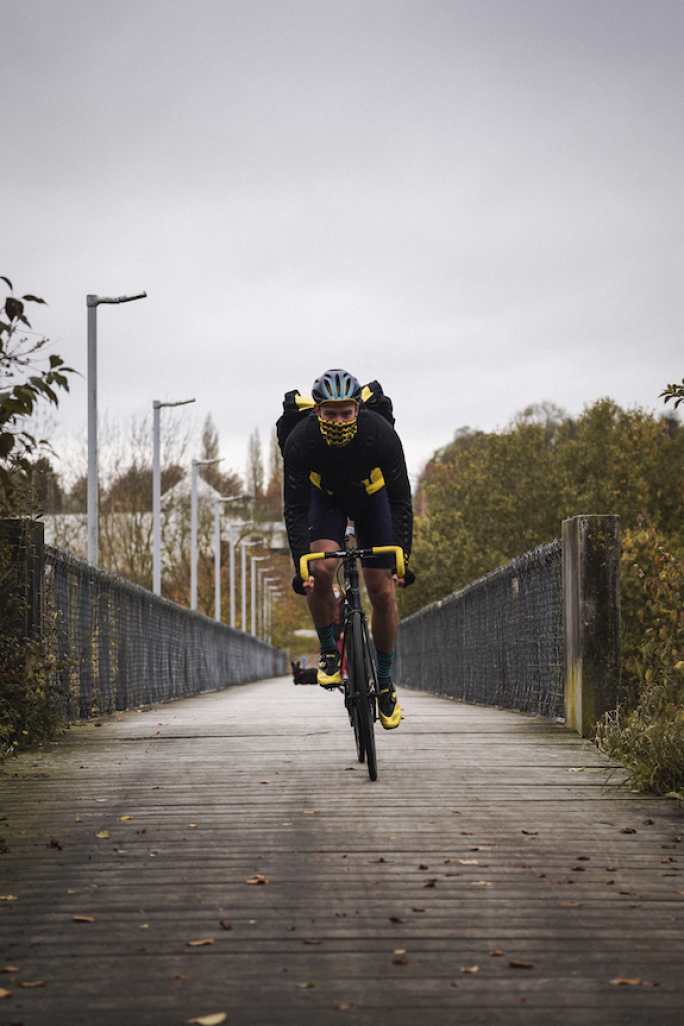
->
xmin=348 ymin=615 xmax=377 ymax=781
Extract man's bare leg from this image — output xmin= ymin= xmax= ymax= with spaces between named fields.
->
xmin=304 ymin=538 xmax=342 ymax=685
xmin=304 ymin=538 xmax=340 ymax=626
xmin=363 ymin=566 xmax=401 ymax=727
xmin=363 ymin=567 xmax=397 ymax=651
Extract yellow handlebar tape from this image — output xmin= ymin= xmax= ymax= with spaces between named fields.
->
xmin=300 ymin=546 xmax=405 ymax=582
xmin=299 ymin=551 xmax=327 ymax=581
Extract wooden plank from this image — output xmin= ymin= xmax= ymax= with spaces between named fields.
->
xmin=1 ymin=678 xmax=683 ymax=1025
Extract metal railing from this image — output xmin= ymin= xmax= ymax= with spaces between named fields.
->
xmin=395 ymin=540 xmax=564 ymax=718
xmin=45 ymin=545 xmax=286 ymax=717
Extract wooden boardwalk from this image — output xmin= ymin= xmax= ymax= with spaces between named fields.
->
xmin=1 ymin=677 xmax=683 ymax=1026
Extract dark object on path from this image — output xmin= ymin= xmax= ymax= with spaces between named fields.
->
xmin=292 ymin=660 xmax=318 ymax=685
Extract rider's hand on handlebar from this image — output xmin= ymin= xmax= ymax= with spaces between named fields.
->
xmin=394 ymin=567 xmax=416 ymax=589
xmin=292 ymin=573 xmax=315 ymax=596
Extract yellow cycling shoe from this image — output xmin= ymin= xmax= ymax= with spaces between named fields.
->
xmin=318 ymin=650 xmax=342 ymax=687
xmin=377 ymin=682 xmax=401 ymax=729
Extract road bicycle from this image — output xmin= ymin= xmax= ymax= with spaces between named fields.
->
xmin=299 ymin=537 xmax=405 ymax=782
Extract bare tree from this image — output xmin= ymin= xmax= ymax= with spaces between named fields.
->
xmin=246 ymin=428 xmax=264 ymax=499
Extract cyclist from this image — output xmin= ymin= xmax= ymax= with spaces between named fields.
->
xmin=283 ymin=369 xmax=414 ymax=729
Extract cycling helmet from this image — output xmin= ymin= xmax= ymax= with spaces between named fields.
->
xmin=312 ymin=369 xmax=361 ymax=404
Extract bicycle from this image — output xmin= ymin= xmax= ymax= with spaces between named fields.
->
xmin=299 ymin=537 xmax=405 ymax=782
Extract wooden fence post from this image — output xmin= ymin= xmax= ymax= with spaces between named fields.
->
xmin=562 ymin=515 xmax=621 ymax=737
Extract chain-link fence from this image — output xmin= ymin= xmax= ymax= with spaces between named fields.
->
xmin=45 ymin=545 xmax=287 ymax=717
xmin=395 ymin=540 xmax=564 ymax=718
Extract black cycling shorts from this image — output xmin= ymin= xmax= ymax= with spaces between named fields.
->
xmin=308 ymin=485 xmax=396 ymax=569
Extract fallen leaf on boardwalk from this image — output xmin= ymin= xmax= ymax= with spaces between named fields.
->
xmin=117 ymin=815 xmax=134 ymax=821
xmin=521 ymin=830 xmax=538 ymax=836
xmin=610 ymin=977 xmax=642 ymax=986
xmin=412 ymin=907 xmax=425 ymax=912
xmin=568 ymin=767 xmax=586 ymax=772
xmin=260 ymin=781 xmax=269 ymax=784
xmin=187 ymin=938 xmax=214 ymax=947
xmin=186 ymin=1014 xmax=227 ymax=1025
xmin=394 ymin=948 xmax=406 ymax=955
xmin=296 ymin=981 xmax=316 ymax=988
xmin=188 ymin=824 xmax=198 ymax=828
xmin=303 ymin=939 xmax=322 ymax=945
xmin=489 ymin=950 xmax=507 ymax=957
xmin=460 ymin=966 xmax=479 ymax=974
xmin=618 ymin=890 xmax=635 ymax=896
xmin=458 ymin=859 xmax=479 ymax=865
xmin=418 ymin=864 xmax=429 ymax=870
xmin=95 ymin=798 xmax=108 ymax=803
xmin=95 ymin=830 xmax=109 ymax=839
xmin=571 ymin=866 xmax=585 ymax=872
xmin=219 ymin=920 xmax=232 ymax=930
xmin=509 ymin=960 xmax=535 ymax=969
xmin=74 ymin=816 xmax=82 ymax=822
xmin=0 ymin=967 xmax=19 ymax=973
xmin=245 ymin=875 xmax=269 ymax=885
xmin=18 ymin=980 xmax=45 ymax=988
xmin=0 ymin=895 xmax=18 ymax=902
xmin=72 ymin=915 xmax=95 ymax=923
xmin=393 ymin=957 xmax=409 ymax=965
xmin=0 ymin=988 xmax=12 ymax=999
xmin=371 ymin=857 xmax=386 ymax=863
xmin=390 ymin=917 xmax=407 ymax=923
xmin=423 ymin=880 xmax=437 ymax=888
xmin=620 ymin=828 xmax=637 ymax=834
xmin=302 ymin=810 xmax=319 ymax=815
xmin=49 ymin=838 xmax=64 ymax=849
xmin=339 ymin=1002 xmax=354 ymax=1009
xmin=172 ymin=973 xmax=188 ymax=981
xmin=472 ymin=881 xmax=493 ymax=887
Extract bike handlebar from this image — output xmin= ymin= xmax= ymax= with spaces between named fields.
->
xmin=300 ymin=545 xmax=405 ymax=582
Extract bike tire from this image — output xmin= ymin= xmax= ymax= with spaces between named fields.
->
xmin=349 ymin=614 xmax=377 ymax=781
xmin=343 ymin=628 xmax=365 ymax=764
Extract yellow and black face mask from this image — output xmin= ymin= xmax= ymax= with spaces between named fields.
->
xmin=318 ymin=416 xmax=358 ymax=447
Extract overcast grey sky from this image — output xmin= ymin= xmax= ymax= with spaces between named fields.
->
xmin=4 ymin=0 xmax=682 ymax=486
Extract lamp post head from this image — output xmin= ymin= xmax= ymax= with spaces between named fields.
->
xmin=154 ymin=398 xmax=195 ymax=410
xmin=87 ymin=291 xmax=147 ymax=307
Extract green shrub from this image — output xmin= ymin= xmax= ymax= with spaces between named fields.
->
xmin=0 ymin=279 xmax=73 ymax=755
xmin=597 ymin=517 xmax=684 ymax=798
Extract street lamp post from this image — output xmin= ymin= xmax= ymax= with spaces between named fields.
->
xmin=214 ymin=496 xmax=250 ymax=622
xmin=263 ymin=579 xmax=279 ymax=644
xmin=87 ymin=290 xmax=146 ymax=565
xmin=256 ymin=565 xmax=275 ymax=637
xmin=251 ymin=558 xmax=272 ymax=636
xmin=191 ymin=457 xmax=222 ymax=611
xmin=153 ymin=398 xmax=195 ymax=595
xmin=240 ymin=538 xmax=261 ymax=632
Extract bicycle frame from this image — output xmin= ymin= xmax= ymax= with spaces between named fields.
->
xmin=300 ymin=542 xmax=404 ymax=780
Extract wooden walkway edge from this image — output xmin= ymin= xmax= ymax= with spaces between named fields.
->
xmin=1 ymin=677 xmax=683 ymax=1025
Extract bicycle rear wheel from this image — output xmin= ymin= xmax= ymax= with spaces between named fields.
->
xmin=348 ymin=615 xmax=377 ymax=781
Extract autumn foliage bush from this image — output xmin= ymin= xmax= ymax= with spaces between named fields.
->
xmin=596 ymin=518 xmax=684 ymax=797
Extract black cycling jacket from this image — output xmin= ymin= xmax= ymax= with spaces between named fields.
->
xmin=283 ymin=408 xmax=413 ymax=572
